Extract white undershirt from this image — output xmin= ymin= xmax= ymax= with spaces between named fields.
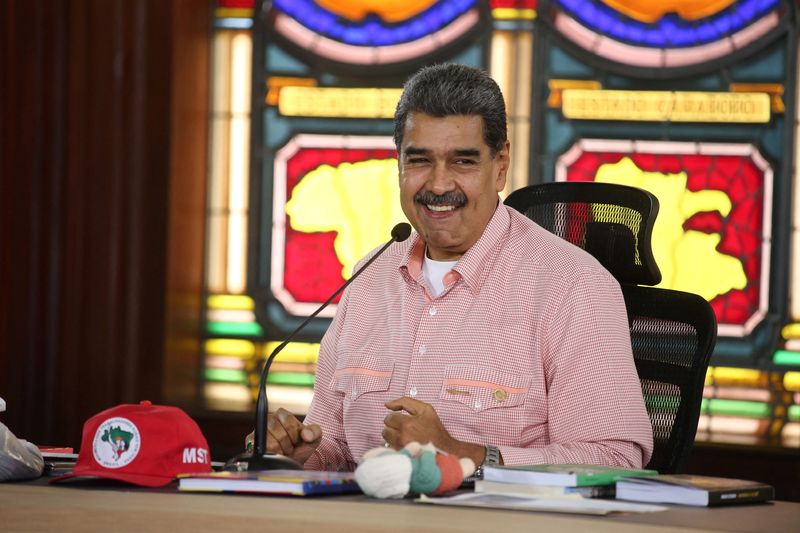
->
xmin=422 ymin=251 xmax=458 ymax=297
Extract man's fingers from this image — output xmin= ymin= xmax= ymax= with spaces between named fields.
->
xmin=383 ymin=412 xmax=406 ymax=429
xmin=266 ymin=415 xmax=294 ymax=455
xmin=265 ymin=409 xmax=322 ymax=460
xmin=300 ymin=423 xmax=322 ymax=444
xmin=276 ymin=408 xmax=303 ymax=442
xmin=267 ymin=409 xmax=304 ymax=456
xmin=385 ymin=396 xmax=427 ymax=415
xmin=382 ymin=427 xmax=399 ymax=449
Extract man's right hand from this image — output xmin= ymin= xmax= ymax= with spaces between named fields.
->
xmin=246 ymin=408 xmax=322 ymax=465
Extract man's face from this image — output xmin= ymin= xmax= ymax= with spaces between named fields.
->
xmin=398 ymin=112 xmax=509 ymax=260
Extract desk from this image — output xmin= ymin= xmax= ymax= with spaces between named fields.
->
xmin=1 ymin=482 xmax=798 ymax=533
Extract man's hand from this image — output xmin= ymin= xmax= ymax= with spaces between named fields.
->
xmin=245 ymin=408 xmax=322 ymax=465
xmin=383 ymin=397 xmax=486 ymax=467
xmin=383 ymin=397 xmax=452 ymax=449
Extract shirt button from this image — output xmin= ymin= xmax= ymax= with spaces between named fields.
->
xmin=428 ymin=307 xmax=437 ymax=316
xmin=418 ymin=345 xmax=427 ymax=355
xmin=409 ymin=386 xmax=418 ymax=397
xmin=474 ymin=399 xmax=482 ymax=410
xmin=351 ymin=387 xmax=358 ymax=398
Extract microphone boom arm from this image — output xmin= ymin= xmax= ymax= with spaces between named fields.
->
xmin=253 ymin=231 xmax=407 ymax=456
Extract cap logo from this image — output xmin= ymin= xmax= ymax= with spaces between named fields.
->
xmin=92 ymin=417 xmax=141 ymax=469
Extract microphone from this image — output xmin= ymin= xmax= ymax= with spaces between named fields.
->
xmin=225 ymin=222 xmax=413 ymax=471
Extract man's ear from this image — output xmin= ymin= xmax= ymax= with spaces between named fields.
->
xmin=494 ymin=141 xmax=511 ymax=192
xmin=397 ymin=150 xmax=405 ymax=177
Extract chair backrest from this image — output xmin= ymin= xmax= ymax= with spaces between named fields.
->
xmin=505 ymin=182 xmax=717 ymax=473
xmin=505 ymin=181 xmax=661 ymax=286
xmin=622 ymin=285 xmax=717 ymax=473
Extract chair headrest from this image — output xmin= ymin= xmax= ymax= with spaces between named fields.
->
xmin=505 ymin=182 xmax=661 ymax=286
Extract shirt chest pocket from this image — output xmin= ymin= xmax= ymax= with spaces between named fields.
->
xmin=330 ymin=355 xmax=394 ymax=401
xmin=439 ymin=365 xmax=531 ymax=413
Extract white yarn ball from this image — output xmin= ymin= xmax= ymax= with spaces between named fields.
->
xmin=355 ymin=453 xmax=413 ymax=499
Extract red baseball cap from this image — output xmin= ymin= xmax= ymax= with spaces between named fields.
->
xmin=51 ymin=401 xmax=212 ymax=487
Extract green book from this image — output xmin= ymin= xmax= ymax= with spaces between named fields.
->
xmin=482 ymin=464 xmax=658 ymax=487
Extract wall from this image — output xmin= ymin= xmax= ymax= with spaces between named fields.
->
xmin=0 ymin=0 xmax=208 ymax=449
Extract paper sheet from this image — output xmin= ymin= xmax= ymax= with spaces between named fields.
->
xmin=417 ymin=492 xmax=668 ymax=516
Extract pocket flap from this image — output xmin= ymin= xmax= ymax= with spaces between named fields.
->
xmin=331 ymin=355 xmax=393 ymax=400
xmin=439 ymin=365 xmax=530 ymax=412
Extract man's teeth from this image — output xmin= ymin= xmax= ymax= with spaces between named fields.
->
xmin=427 ymin=204 xmax=456 ymax=212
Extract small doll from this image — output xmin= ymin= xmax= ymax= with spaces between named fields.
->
xmin=354 ymin=441 xmax=475 ymax=499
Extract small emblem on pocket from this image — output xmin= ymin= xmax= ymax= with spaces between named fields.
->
xmin=446 ymin=388 xmax=471 ymax=396
xmin=493 ymin=388 xmax=508 ymax=402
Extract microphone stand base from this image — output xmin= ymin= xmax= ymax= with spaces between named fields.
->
xmin=223 ymin=451 xmax=303 ymax=472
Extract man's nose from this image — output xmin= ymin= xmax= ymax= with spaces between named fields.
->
xmin=429 ymin=162 xmax=454 ymax=194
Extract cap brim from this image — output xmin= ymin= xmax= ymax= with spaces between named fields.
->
xmin=50 ymin=469 xmax=174 ymax=487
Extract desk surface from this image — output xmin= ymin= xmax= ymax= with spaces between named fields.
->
xmin=1 ymin=481 xmax=798 ymax=533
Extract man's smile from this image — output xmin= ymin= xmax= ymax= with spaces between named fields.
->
xmin=426 ymin=204 xmax=458 ymax=212
xmin=414 ymin=190 xmax=467 ymax=216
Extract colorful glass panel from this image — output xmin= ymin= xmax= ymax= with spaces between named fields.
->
xmin=548 ymin=0 xmax=787 ymax=69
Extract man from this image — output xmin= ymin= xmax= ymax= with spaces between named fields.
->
xmin=259 ymin=64 xmax=653 ymax=472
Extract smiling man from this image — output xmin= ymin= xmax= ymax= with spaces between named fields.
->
xmin=398 ymin=111 xmax=506 ymax=261
xmin=257 ymin=64 xmax=653 ymax=474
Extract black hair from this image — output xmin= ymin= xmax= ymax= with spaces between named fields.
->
xmin=393 ymin=63 xmax=508 ymax=157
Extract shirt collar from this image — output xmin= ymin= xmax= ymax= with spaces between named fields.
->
xmin=399 ymin=200 xmax=510 ymax=295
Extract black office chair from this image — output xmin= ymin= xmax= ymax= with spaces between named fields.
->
xmin=505 ymin=181 xmax=717 ymax=473
xmin=505 ymin=181 xmax=661 ymax=286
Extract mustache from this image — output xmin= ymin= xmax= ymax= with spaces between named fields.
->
xmin=414 ymin=191 xmax=467 ymax=207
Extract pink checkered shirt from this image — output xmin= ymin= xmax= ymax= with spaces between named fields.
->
xmin=304 ymin=203 xmax=653 ymax=471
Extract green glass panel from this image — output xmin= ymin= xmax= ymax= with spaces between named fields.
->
xmin=703 ymin=399 xmax=771 ymax=418
xmin=773 ymin=350 xmax=800 ymax=366
xmin=267 ymin=372 xmax=315 ymax=387
xmin=205 ymin=368 xmax=247 ymax=384
xmin=207 ymin=321 xmax=263 ymax=336
xmin=643 ymin=395 xmax=679 ymax=411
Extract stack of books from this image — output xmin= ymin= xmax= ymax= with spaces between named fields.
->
xmin=178 ymin=469 xmax=361 ymax=496
xmin=39 ymin=446 xmax=78 ymax=476
xmin=479 ymin=464 xmax=659 ymax=499
xmin=615 ymin=474 xmax=774 ymax=506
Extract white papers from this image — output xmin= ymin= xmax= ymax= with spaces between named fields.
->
xmin=418 ymin=492 xmax=667 ymax=516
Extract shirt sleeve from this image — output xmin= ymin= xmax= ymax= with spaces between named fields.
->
xmin=499 ymin=268 xmax=654 ymax=468
xmin=301 ymin=289 xmax=357 ymax=472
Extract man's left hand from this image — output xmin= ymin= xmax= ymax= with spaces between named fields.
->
xmin=383 ymin=397 xmax=454 ymax=450
xmin=383 ymin=397 xmax=488 ymax=467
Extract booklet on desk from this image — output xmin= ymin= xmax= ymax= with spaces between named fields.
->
xmin=178 ymin=470 xmax=361 ymax=496
xmin=475 ymin=479 xmax=616 ymax=499
xmin=482 ymin=464 xmax=658 ymax=487
xmin=417 ymin=492 xmax=667 ymax=516
xmin=615 ymin=474 xmax=774 ymax=507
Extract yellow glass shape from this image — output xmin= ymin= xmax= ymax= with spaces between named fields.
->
xmin=492 ymin=8 xmax=537 ymax=20
xmin=264 ymin=341 xmax=321 ymax=364
xmin=314 ymin=0 xmax=437 ymax=22
xmin=278 ymin=87 xmax=401 ymax=119
xmin=285 ymin=158 xmax=406 ymax=279
xmin=785 ymin=372 xmax=800 ymax=392
xmin=782 ymin=323 xmax=800 ymax=339
xmin=205 ymin=339 xmax=255 ymax=358
xmin=561 ymin=90 xmax=770 ymax=123
xmin=709 ymin=367 xmax=765 ymax=387
xmin=600 ymin=0 xmax=735 ymax=23
xmin=595 ymin=157 xmax=747 ymax=300
xmin=207 ymin=294 xmax=254 ymax=310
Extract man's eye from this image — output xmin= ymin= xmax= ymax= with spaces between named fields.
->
xmin=455 ymin=159 xmax=477 ymax=165
xmin=406 ymin=158 xmax=428 ymax=164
